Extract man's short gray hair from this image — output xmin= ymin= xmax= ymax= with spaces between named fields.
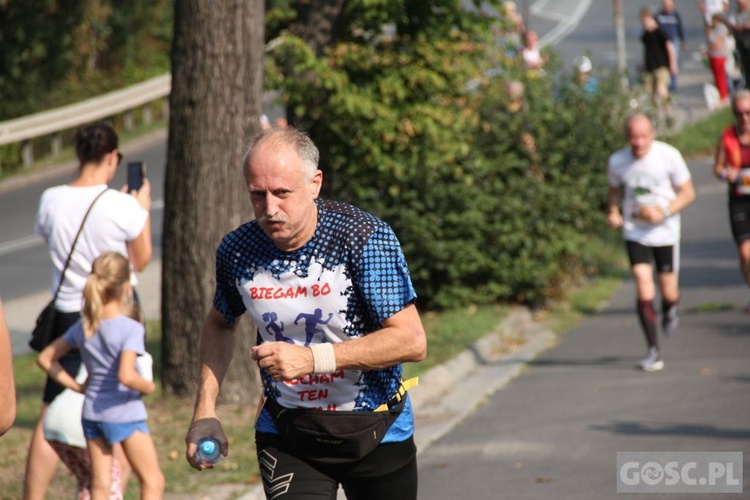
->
xmin=733 ymin=89 xmax=750 ymax=108
xmin=623 ymin=111 xmax=653 ymax=135
xmin=242 ymin=126 xmax=320 ymax=181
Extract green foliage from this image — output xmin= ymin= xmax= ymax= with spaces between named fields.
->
xmin=267 ymin=0 xmax=631 ymax=309
xmin=0 ymin=0 xmax=172 ymax=121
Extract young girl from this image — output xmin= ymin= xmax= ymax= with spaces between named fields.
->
xmin=38 ymin=252 xmax=164 ymax=499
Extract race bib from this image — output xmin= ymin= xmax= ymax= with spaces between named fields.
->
xmin=738 ymin=168 xmax=750 ymax=195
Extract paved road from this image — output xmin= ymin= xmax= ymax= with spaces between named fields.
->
xmin=416 ymin=155 xmax=750 ymax=499
xmin=535 ymin=0 xmax=715 ymax=130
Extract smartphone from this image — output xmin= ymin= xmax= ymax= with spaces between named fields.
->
xmin=127 ymin=161 xmax=146 ymax=192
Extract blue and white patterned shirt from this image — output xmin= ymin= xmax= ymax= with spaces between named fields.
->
xmin=213 ymin=199 xmax=418 ymax=441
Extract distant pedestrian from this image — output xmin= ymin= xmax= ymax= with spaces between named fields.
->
xmin=502 ymin=80 xmax=543 ymax=179
xmin=697 ymin=0 xmax=729 ymax=26
xmin=522 ymin=30 xmax=548 ymax=76
xmin=503 ymin=1 xmax=525 ymax=38
xmin=639 ymin=7 xmax=678 ymax=125
xmin=274 ymin=116 xmax=288 ymax=129
xmin=260 ymin=114 xmax=271 ymax=130
xmin=496 ymin=1 xmax=525 ymax=54
xmin=656 ymin=0 xmax=687 ymax=91
xmin=573 ymin=55 xmax=600 ymax=96
xmin=705 ymin=13 xmax=732 ymax=105
xmin=37 ymin=252 xmax=164 ymax=499
xmin=0 ymin=297 xmax=15 ymax=436
xmin=607 ymin=113 xmax=696 ymax=371
xmin=712 ymin=89 xmax=750 ymax=311
xmin=717 ymin=0 xmax=750 ymax=89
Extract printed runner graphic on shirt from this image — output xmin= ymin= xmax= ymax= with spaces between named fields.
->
xmin=241 ymin=258 xmax=360 ymax=410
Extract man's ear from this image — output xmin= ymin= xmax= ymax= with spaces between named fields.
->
xmin=311 ymin=170 xmax=323 ymax=198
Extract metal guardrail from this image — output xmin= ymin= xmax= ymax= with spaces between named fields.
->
xmin=0 ymin=71 xmax=282 ymax=168
xmin=0 ymin=74 xmax=171 ymax=156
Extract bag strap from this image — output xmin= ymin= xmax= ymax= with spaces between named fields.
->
xmin=264 ymin=376 xmax=418 ymax=418
xmin=51 ymin=188 xmax=109 ymax=302
xmin=374 ymin=377 xmax=419 ymax=412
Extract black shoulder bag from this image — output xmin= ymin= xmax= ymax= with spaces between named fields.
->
xmin=29 ymin=188 xmax=108 ymax=352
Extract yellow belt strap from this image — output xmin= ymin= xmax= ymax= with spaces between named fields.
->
xmin=374 ymin=377 xmax=419 ymax=412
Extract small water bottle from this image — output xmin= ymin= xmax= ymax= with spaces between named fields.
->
xmin=195 ymin=437 xmax=221 ymax=464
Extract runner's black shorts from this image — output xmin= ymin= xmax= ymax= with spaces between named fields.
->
xmin=729 ymin=196 xmax=750 ymax=244
xmin=255 ymin=431 xmax=417 ymax=500
xmin=625 ymin=240 xmax=678 ymax=274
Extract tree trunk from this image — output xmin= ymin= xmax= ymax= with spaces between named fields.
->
xmin=161 ymin=0 xmax=265 ymax=404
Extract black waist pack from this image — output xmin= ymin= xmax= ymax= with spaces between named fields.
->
xmin=265 ymin=396 xmax=406 ymax=465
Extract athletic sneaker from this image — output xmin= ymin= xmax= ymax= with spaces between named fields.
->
xmin=639 ymin=347 xmax=665 ymax=372
xmin=662 ymin=305 xmax=679 ymax=337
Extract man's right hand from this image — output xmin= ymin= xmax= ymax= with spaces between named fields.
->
xmin=185 ymin=417 xmax=228 ymax=470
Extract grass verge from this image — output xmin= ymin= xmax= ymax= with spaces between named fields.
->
xmin=663 ymin=107 xmax=731 ymax=159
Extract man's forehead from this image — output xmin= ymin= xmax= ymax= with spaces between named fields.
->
xmin=628 ymin=123 xmax=652 ymax=136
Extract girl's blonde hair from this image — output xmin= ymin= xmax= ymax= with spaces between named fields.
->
xmin=82 ymin=252 xmax=131 ymax=339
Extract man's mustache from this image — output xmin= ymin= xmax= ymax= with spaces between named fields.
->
xmin=259 ymin=214 xmax=289 ymax=224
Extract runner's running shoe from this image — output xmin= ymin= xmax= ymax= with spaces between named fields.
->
xmin=639 ymin=347 xmax=664 ymax=372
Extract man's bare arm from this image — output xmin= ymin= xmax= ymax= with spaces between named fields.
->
xmin=607 ymin=185 xmax=624 ymax=228
xmin=185 ymin=308 xmax=237 ymax=469
xmin=252 ymin=303 xmax=427 ymax=380
xmin=0 ymin=299 xmax=15 ymax=435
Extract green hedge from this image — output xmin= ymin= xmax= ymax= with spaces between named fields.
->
xmin=268 ymin=10 xmax=632 ymax=309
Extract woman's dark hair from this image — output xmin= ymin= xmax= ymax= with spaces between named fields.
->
xmin=74 ymin=122 xmax=119 ymax=165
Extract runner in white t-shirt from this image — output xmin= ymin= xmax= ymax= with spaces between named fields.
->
xmin=607 ymin=113 xmax=696 ymax=371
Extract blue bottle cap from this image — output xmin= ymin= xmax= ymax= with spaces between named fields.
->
xmin=201 ymin=440 xmax=216 ymax=454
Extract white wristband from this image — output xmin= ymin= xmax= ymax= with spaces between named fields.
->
xmin=310 ymin=343 xmax=336 ymax=374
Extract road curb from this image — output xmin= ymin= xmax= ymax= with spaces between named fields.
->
xmin=411 ymin=307 xmax=557 ymax=454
